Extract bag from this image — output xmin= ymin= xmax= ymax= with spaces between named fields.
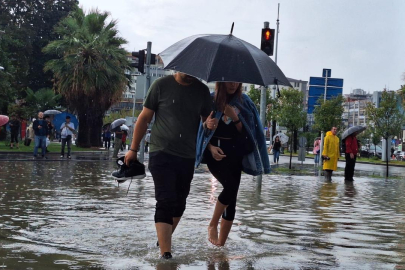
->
xmin=236 ymin=128 xmax=255 ymax=155
xmin=46 ymin=137 xmax=50 ymax=147
xmin=316 ymin=149 xmax=320 ymax=154
xmin=24 ymin=138 xmax=31 ymax=146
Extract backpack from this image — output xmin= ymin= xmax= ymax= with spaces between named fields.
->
xmin=341 ymin=138 xmax=346 ymax=154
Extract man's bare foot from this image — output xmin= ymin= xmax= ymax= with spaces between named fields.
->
xmin=208 ymin=225 xmax=219 ymax=246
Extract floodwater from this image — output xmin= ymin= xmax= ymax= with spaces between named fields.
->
xmin=1 ymin=158 xmax=405 ymax=269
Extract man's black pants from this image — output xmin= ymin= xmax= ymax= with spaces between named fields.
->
xmin=148 ymin=151 xmax=195 ymax=225
xmin=344 ymin=153 xmax=356 ymax=180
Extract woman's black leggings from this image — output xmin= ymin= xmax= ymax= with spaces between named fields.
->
xmin=205 ymin=138 xmax=243 ymax=221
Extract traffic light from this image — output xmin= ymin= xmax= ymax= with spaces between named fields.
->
xmin=260 ymin=28 xmax=275 ymax=56
xmin=131 ymin=50 xmax=145 ymax=73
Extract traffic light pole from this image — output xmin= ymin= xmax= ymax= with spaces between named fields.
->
xmin=270 ymin=4 xmax=280 ymax=147
xmin=138 ymin=41 xmax=152 ymax=163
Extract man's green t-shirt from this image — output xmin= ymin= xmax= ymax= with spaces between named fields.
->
xmin=144 ymin=75 xmax=212 ymax=159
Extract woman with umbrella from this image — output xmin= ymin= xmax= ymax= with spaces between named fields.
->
xmin=269 ymin=136 xmax=281 ymax=164
xmin=196 ymin=81 xmax=270 ymax=246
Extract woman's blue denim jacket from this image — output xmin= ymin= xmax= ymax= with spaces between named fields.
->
xmin=195 ymin=93 xmax=271 ymax=176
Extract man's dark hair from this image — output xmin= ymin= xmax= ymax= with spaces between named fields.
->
xmin=66 ymin=116 xmax=71 ymax=119
xmin=44 ymin=115 xmax=50 ymax=119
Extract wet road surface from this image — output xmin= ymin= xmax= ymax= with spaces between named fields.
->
xmin=0 ymin=158 xmax=405 ymax=269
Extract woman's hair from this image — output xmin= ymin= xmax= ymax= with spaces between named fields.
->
xmin=275 ymin=136 xmax=279 ymax=141
xmin=214 ymin=82 xmax=242 ymax=112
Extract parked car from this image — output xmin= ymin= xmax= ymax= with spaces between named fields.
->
xmin=360 ymin=145 xmax=382 ymax=159
xmin=395 ymin=151 xmax=405 ymax=161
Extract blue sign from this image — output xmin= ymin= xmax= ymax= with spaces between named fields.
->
xmin=309 ymin=77 xmax=344 ymax=87
xmin=322 ymin=69 xmax=331 ymax=78
xmin=307 ymin=70 xmax=344 ymax=114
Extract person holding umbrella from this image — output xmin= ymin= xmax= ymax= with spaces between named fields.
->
xmin=269 ymin=135 xmax=281 ymax=164
xmin=123 ymin=72 xmax=212 ymax=259
xmin=344 ymin=132 xmax=359 ymax=181
xmin=196 ymin=82 xmax=270 ymax=247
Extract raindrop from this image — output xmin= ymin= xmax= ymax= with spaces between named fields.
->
xmin=180 ymin=134 xmax=182 ymax=138
xmin=173 ymin=100 xmax=175 ymax=103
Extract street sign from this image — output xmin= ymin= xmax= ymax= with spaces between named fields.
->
xmin=307 ymin=69 xmax=344 ymax=114
xmin=298 ymin=136 xmax=307 ymax=148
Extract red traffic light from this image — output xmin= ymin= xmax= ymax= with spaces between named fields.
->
xmin=265 ymin=30 xmax=271 ymax=40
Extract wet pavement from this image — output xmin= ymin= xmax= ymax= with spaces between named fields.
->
xmin=0 ymin=156 xmax=405 ymax=269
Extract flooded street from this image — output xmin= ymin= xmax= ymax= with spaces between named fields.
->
xmin=1 ymin=158 xmax=405 ymax=269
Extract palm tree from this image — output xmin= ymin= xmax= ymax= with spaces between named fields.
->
xmin=44 ymin=8 xmax=129 ymax=147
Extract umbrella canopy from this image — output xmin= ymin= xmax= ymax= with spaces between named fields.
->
xmin=342 ymin=125 xmax=367 ymax=140
xmin=0 ymin=115 xmax=9 ymax=127
xmin=273 ymin=133 xmax=289 ymax=144
xmin=53 ymin=112 xmax=79 ymax=131
xmin=44 ymin=109 xmax=62 ymax=115
xmin=159 ymin=34 xmax=292 ymax=87
xmin=120 ymin=124 xmax=129 ymax=131
xmin=111 ymin=118 xmax=126 ymax=129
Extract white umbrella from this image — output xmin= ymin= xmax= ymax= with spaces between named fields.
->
xmin=44 ymin=109 xmax=62 ymax=115
xmin=273 ymin=133 xmax=289 ymax=144
xmin=120 ymin=124 xmax=129 ymax=131
xmin=111 ymin=118 xmax=126 ymax=129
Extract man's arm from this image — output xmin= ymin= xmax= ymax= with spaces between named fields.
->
xmin=124 ymin=107 xmax=155 ymax=165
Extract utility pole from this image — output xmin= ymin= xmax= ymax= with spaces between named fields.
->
xmin=319 ymin=70 xmax=329 ymax=162
xmin=138 ymin=41 xmax=152 ymax=163
xmin=270 ymin=3 xmax=280 ymax=146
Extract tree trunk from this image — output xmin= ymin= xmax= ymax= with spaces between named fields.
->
xmin=289 ymin=138 xmax=293 ymax=169
xmin=90 ymin=114 xmax=103 ymax=147
xmin=76 ymin=111 xmax=91 ymax=148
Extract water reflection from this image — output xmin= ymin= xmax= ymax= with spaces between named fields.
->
xmin=0 ymin=160 xmax=405 ymax=269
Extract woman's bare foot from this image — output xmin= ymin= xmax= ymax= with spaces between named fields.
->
xmin=208 ymin=225 xmax=219 ymax=245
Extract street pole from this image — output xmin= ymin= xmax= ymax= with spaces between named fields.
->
xmin=270 ymin=4 xmax=280 ymax=146
xmin=138 ymin=41 xmax=152 ymax=163
xmin=319 ymin=70 xmax=329 ymax=168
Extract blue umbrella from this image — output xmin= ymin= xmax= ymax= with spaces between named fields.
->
xmin=53 ymin=112 xmax=78 ymax=131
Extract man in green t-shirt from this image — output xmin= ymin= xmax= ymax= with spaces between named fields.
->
xmin=124 ymin=72 xmax=212 ymax=259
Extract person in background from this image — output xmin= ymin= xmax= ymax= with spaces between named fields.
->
xmin=121 ymin=130 xmax=128 ymax=151
xmin=313 ymin=137 xmax=321 ymax=165
xmin=111 ymin=124 xmax=123 ymax=158
xmin=145 ymin=130 xmax=151 ymax=153
xmin=60 ymin=115 xmax=75 ymax=159
xmin=322 ymin=127 xmax=340 ymax=181
xmin=9 ymin=114 xmax=20 ymax=149
xmin=44 ymin=115 xmax=54 ymax=152
xmin=33 ymin=112 xmax=49 ymax=159
xmin=269 ymin=136 xmax=281 ymax=164
xmin=103 ymin=128 xmax=112 ymax=150
xmin=344 ymin=132 xmax=358 ymax=181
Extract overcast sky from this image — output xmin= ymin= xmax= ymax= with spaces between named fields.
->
xmin=79 ymin=0 xmax=405 ymax=94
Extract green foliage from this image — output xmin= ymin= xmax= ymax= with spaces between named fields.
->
xmin=271 ymin=88 xmax=307 ymax=168
xmin=246 ymin=85 xmax=278 ymax=126
xmin=313 ymin=95 xmax=345 ymax=133
xmin=365 ymin=91 xmax=405 ymax=140
xmin=301 ymin=132 xmax=319 ymax=148
xmin=43 ymin=8 xmax=130 ymax=147
xmin=0 ymin=0 xmax=78 ymax=114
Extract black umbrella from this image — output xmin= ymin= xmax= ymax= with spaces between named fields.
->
xmin=342 ymin=125 xmax=367 ymax=140
xmin=159 ymin=33 xmax=292 ymax=87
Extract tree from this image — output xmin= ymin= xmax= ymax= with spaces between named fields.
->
xmin=366 ymin=91 xmax=405 ymax=177
xmin=272 ymin=88 xmax=307 ymax=169
xmin=0 ymin=0 xmax=79 ymax=92
xmin=44 ymin=8 xmax=130 ymax=147
xmin=313 ymin=95 xmax=345 ymax=133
